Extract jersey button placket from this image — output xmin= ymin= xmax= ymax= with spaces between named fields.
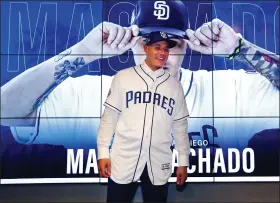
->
xmin=145 ymin=80 xmax=155 ymax=142
xmin=149 ymin=77 xmax=156 ymax=91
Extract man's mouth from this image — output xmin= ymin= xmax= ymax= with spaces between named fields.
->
xmin=155 ymin=56 xmax=165 ymax=61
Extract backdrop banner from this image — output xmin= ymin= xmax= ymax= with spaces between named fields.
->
xmin=1 ymin=0 xmax=279 ymax=184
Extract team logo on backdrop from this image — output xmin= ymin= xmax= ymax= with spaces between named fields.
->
xmin=154 ymin=1 xmax=170 ymax=20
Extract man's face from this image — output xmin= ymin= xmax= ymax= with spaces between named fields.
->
xmin=132 ymin=37 xmax=188 ymax=78
xmin=144 ymin=41 xmax=170 ymax=69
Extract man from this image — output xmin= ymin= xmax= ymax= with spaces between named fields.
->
xmin=97 ymin=31 xmax=189 ymax=202
xmin=1 ymin=1 xmax=279 ymax=173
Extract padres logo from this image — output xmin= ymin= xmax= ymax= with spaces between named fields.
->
xmin=153 ymin=1 xmax=170 ymax=20
xmin=160 ymin=32 xmax=167 ymax=39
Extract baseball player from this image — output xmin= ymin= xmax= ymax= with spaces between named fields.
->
xmin=98 ymin=31 xmax=189 ymax=202
xmin=1 ymin=1 xmax=279 ymax=172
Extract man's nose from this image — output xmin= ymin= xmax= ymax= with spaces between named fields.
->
xmin=158 ymin=53 xmax=166 ymax=59
xmin=158 ymin=49 xmax=167 ymax=56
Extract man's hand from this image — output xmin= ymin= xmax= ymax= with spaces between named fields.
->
xmin=98 ymin=158 xmax=111 ymax=178
xmin=80 ymin=22 xmax=141 ymax=59
xmin=176 ymin=166 xmax=188 ymax=185
xmin=185 ymin=18 xmax=240 ymax=56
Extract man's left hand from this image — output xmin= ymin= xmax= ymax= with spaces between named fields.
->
xmin=176 ymin=166 xmax=188 ymax=185
xmin=185 ymin=18 xmax=240 ymax=56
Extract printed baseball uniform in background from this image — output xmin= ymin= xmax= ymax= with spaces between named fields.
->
xmin=10 ymin=67 xmax=279 ymax=151
xmin=179 ymin=68 xmax=279 ymax=160
xmin=99 ymin=61 xmax=189 ymax=185
xmin=4 ymin=0 xmax=279 ymax=179
xmin=8 ymin=0 xmax=279 ymax=159
xmin=10 ymin=75 xmax=102 ymax=149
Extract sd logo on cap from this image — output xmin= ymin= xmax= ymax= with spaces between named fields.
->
xmin=131 ymin=0 xmax=190 ymax=39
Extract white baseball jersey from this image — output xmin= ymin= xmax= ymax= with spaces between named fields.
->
xmin=10 ymin=74 xmax=102 ymax=148
xmin=179 ymin=67 xmax=279 ymax=160
xmin=10 ymin=63 xmax=279 ymax=170
xmin=98 ymin=62 xmax=189 ymax=185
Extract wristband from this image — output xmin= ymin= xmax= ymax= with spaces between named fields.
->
xmin=227 ymin=38 xmax=244 ymax=60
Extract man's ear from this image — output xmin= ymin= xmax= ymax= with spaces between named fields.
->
xmin=143 ymin=44 xmax=148 ymax=54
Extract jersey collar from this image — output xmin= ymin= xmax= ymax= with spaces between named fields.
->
xmin=141 ymin=61 xmax=165 ymax=79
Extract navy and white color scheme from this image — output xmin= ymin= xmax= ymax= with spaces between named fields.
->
xmin=132 ymin=0 xmax=189 ymax=39
xmin=1 ymin=0 xmax=279 ymax=184
xmin=101 ymin=62 xmax=189 ymax=185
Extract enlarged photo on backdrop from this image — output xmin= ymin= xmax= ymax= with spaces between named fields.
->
xmin=1 ymin=0 xmax=279 ymax=184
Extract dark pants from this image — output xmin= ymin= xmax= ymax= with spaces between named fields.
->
xmin=106 ymin=165 xmax=169 ymax=202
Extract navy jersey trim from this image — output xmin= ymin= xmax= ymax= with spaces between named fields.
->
xmin=184 ymin=71 xmax=193 ymax=98
xmin=140 ymin=65 xmax=154 ymax=82
xmin=173 ymin=115 xmax=189 ymax=122
xmin=157 ymin=72 xmax=165 ymax=78
xmin=104 ymin=102 xmax=121 ymax=113
xmin=179 ymin=69 xmax=183 ymax=81
xmin=149 ymin=73 xmax=171 ymax=184
xmin=131 ymin=67 xmax=148 ymax=182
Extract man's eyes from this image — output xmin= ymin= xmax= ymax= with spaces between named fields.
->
xmin=154 ymin=46 xmax=169 ymax=51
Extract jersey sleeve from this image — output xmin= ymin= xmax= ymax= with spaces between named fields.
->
xmin=10 ymin=76 xmax=101 ymax=148
xmin=172 ymin=81 xmax=190 ymax=166
xmin=104 ymin=73 xmax=122 ymax=113
xmin=173 ymin=82 xmax=189 ymax=122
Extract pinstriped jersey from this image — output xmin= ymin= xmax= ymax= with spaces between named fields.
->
xmin=104 ymin=62 xmax=189 ymax=185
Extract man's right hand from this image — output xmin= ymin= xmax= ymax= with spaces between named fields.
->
xmin=80 ymin=21 xmax=141 ymax=59
xmin=98 ymin=158 xmax=111 ymax=178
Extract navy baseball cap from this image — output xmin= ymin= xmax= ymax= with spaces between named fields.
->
xmin=145 ymin=31 xmax=177 ymax=48
xmin=131 ymin=0 xmax=189 ymax=39
xmin=146 ymin=31 xmax=177 ymax=48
